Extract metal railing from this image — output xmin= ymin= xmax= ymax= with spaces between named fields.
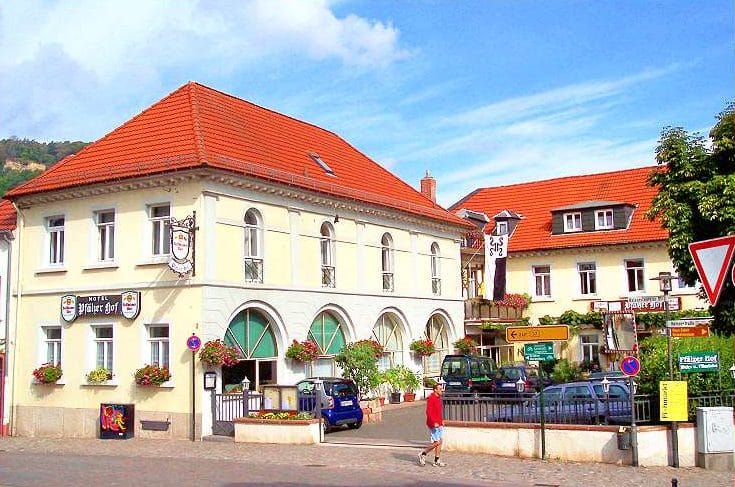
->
xmin=431 ymin=277 xmax=441 ymax=295
xmin=382 ymin=272 xmax=394 ymax=292
xmin=322 ymin=266 xmax=335 ymax=288
xmin=244 ymin=258 xmax=263 ymax=283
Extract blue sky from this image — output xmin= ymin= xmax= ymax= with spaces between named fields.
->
xmin=1 ymin=1 xmax=732 ymax=207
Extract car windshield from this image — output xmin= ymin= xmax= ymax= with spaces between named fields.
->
xmin=328 ymin=382 xmax=358 ymax=397
xmin=499 ymin=368 xmax=522 ymax=380
xmin=442 ymin=359 xmax=467 ymax=377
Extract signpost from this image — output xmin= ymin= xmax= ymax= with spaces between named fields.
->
xmin=620 ymin=356 xmax=640 ymax=377
xmin=679 ymin=352 xmax=719 ymax=373
xmin=688 ymin=235 xmax=735 ymax=306
xmin=187 ymin=333 xmax=201 ymax=442
xmin=505 ymin=325 xmax=569 ymax=343
xmin=523 ymin=342 xmax=554 ymax=362
xmin=669 ymin=325 xmax=710 ymax=338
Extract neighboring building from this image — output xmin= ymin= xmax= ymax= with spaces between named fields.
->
xmin=451 ymin=166 xmax=707 ymax=369
xmin=0 ymin=199 xmax=16 ymax=436
xmin=5 ymin=82 xmax=470 ymax=438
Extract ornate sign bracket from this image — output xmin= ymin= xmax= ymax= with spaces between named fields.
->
xmin=168 ymin=212 xmax=198 ymax=278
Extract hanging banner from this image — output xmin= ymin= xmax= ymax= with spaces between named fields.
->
xmin=483 ymin=234 xmax=508 ymax=300
xmin=169 ymin=214 xmax=196 ymax=277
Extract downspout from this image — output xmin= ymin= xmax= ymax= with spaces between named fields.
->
xmin=9 ymin=202 xmax=24 ymax=437
xmin=1 ymin=231 xmax=13 ymax=436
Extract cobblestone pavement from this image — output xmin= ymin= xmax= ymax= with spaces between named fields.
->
xmin=0 ymin=436 xmax=730 ymax=487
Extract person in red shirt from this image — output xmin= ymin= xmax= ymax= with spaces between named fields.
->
xmin=418 ymin=382 xmax=446 ymax=467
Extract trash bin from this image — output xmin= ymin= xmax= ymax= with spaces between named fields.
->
xmin=100 ymin=403 xmax=135 ymax=439
xmin=617 ymin=426 xmax=631 ymax=450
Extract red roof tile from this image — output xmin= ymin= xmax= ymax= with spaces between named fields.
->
xmin=0 ymin=200 xmax=17 ymax=231
xmin=7 ymin=83 xmax=468 ymax=228
xmin=450 ymin=166 xmax=666 ymax=253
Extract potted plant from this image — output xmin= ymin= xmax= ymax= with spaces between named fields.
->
xmin=382 ymin=365 xmax=420 ymax=403
xmin=199 ymin=339 xmax=239 ymax=367
xmin=32 ymin=363 xmax=62 ymax=384
xmin=409 ymin=338 xmax=436 ymax=357
xmin=285 ymin=339 xmax=320 ymax=363
xmin=454 ymin=336 xmax=479 ymax=355
xmin=86 ymin=366 xmax=113 ymax=384
xmin=381 ymin=367 xmax=404 ymax=404
xmin=400 ymin=367 xmax=421 ymax=402
xmin=134 ymin=363 xmax=171 ymax=386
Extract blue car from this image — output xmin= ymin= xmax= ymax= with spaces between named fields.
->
xmin=296 ymin=377 xmax=363 ymax=433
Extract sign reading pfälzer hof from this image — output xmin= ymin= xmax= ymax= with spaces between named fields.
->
xmin=169 ymin=214 xmax=196 ymax=277
xmin=61 ymin=291 xmax=141 ymax=323
xmin=678 ymin=351 xmax=719 ymax=373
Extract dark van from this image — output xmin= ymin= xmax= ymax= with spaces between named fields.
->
xmin=440 ymin=354 xmax=497 ymax=393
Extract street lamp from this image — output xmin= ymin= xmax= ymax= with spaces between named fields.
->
xmin=601 ymin=377 xmax=611 ymax=424
xmin=729 ymin=365 xmax=735 ymax=380
xmin=241 ymin=375 xmax=251 ymax=415
xmin=516 ymin=377 xmax=526 ymax=394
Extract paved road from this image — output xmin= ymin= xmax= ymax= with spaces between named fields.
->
xmin=326 ymin=398 xmax=427 ymax=446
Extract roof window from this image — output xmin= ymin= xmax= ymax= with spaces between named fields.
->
xmin=309 ymin=153 xmax=334 ymax=176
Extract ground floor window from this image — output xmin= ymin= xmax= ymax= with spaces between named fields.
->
xmin=372 ymin=313 xmax=403 ymax=370
xmin=307 ymin=311 xmax=346 ymax=375
xmin=223 ymin=308 xmax=278 ymax=391
xmin=423 ymin=315 xmax=449 ymax=375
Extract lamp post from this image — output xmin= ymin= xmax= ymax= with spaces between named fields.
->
xmin=601 ymin=377 xmax=611 ymax=425
xmin=313 ymin=378 xmax=324 ymax=442
xmin=241 ymin=375 xmax=251 ymax=416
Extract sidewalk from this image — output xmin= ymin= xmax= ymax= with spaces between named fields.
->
xmin=0 ymin=435 xmax=729 ymax=487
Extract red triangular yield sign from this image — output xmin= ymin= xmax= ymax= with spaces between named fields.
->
xmin=688 ymin=235 xmax=735 ymax=306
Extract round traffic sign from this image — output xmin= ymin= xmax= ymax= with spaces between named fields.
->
xmin=186 ymin=334 xmax=202 ymax=352
xmin=620 ymin=355 xmax=640 ymax=376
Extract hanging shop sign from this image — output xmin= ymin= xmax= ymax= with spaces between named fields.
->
xmin=61 ymin=291 xmax=141 ymax=323
xmin=169 ymin=213 xmax=196 ymax=277
xmin=591 ymin=296 xmax=681 ymax=313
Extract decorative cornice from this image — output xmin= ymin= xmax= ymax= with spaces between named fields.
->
xmin=508 ymin=240 xmax=665 ymax=259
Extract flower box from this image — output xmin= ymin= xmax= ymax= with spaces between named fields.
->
xmin=233 ymin=417 xmax=321 ymax=444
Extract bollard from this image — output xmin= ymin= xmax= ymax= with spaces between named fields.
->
xmin=671 ymin=479 xmax=678 ymax=487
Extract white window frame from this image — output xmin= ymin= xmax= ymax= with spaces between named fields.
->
xmin=595 ymin=209 xmax=614 ymax=230
xmin=46 ymin=216 xmax=65 ymax=266
xmin=430 ymin=242 xmax=441 ymax=295
xmin=42 ymin=325 xmax=62 ymax=365
xmin=532 ymin=265 xmax=552 ymax=298
xmin=577 ymin=262 xmax=597 ymax=296
xmin=320 ymin=221 xmax=336 ymax=288
xmin=580 ymin=334 xmax=600 ymax=364
xmin=381 ymin=233 xmax=394 ymax=292
xmin=91 ymin=324 xmax=115 ymax=373
xmin=496 ymin=221 xmax=508 ymax=235
xmin=624 ymin=259 xmax=645 ymax=293
xmin=95 ymin=209 xmax=116 ymax=262
xmin=149 ymin=203 xmax=171 ymax=257
xmin=563 ymin=212 xmax=582 ymax=232
xmin=146 ymin=324 xmax=170 ymax=369
xmin=244 ymin=208 xmax=264 ymax=283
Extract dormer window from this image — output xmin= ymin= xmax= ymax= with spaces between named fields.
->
xmin=496 ymin=221 xmax=508 ymax=235
xmin=309 ymin=152 xmax=334 ymax=176
xmin=563 ymin=212 xmax=582 ymax=232
xmin=595 ymin=209 xmax=614 ymax=230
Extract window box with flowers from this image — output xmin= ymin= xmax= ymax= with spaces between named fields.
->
xmin=32 ymin=363 xmax=63 ymax=384
xmin=199 ymin=339 xmax=239 ymax=368
xmin=409 ymin=338 xmax=436 ymax=357
xmin=454 ymin=336 xmax=479 ymax=355
xmin=85 ymin=367 xmax=114 ymax=386
xmin=134 ymin=364 xmax=172 ymax=387
xmin=285 ymin=340 xmax=320 ymax=363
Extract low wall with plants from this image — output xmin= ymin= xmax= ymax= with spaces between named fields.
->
xmin=233 ymin=412 xmax=320 ymax=444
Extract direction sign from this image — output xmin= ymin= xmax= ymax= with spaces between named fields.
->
xmin=186 ymin=333 xmax=202 ymax=352
xmin=524 ymin=342 xmax=555 ymax=361
xmin=505 ymin=325 xmax=569 ymax=342
xmin=669 ymin=325 xmax=709 ymax=338
xmin=620 ymin=355 xmax=640 ymax=376
xmin=688 ymin=235 xmax=735 ymax=306
xmin=679 ymin=351 xmax=718 ymax=373
xmin=666 ymin=318 xmax=713 ymax=328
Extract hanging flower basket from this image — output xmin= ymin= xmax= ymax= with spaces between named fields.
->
xmin=454 ymin=336 xmax=479 ymax=355
xmin=409 ymin=338 xmax=436 ymax=357
xmin=32 ymin=363 xmax=63 ymax=384
xmin=353 ymin=339 xmax=384 ymax=359
xmin=285 ymin=340 xmax=320 ymax=362
xmin=199 ymin=339 xmax=239 ymax=367
xmin=134 ymin=364 xmax=171 ymax=386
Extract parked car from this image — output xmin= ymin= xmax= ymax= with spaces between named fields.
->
xmin=488 ymin=380 xmax=632 ymax=425
xmin=493 ymin=364 xmax=551 ymax=394
xmin=295 ymin=377 xmax=363 ymax=433
xmin=588 ymin=370 xmax=627 ymax=382
xmin=441 ymin=354 xmax=497 ymax=393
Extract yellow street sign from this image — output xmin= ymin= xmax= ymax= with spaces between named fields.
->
xmin=505 ymin=325 xmax=570 ymax=342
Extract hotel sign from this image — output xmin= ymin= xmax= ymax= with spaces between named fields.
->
xmin=61 ymin=291 xmax=141 ymax=323
xmin=169 ymin=213 xmax=196 ymax=277
xmin=591 ymin=296 xmax=681 ymax=313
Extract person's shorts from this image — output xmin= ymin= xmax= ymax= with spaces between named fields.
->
xmin=429 ymin=426 xmax=443 ymax=442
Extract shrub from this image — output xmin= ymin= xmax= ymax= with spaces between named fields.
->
xmin=335 ymin=340 xmax=382 ymax=399
xmin=32 ymin=363 xmax=62 ymax=384
xmin=551 ymin=359 xmax=581 ymax=383
xmin=199 ymin=339 xmax=239 ymax=367
xmin=134 ymin=364 xmax=171 ymax=386
xmin=285 ymin=340 xmax=320 ymax=362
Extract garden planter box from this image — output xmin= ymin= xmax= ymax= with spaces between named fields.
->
xmin=233 ymin=417 xmax=321 ymax=444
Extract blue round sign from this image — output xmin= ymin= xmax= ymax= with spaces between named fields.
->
xmin=186 ymin=334 xmax=201 ymax=352
xmin=620 ymin=355 xmax=640 ymax=376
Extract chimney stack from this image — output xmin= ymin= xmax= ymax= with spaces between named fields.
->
xmin=420 ymin=170 xmax=436 ymax=202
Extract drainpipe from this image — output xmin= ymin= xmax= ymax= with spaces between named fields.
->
xmin=9 ymin=202 xmax=24 ymax=437
xmin=1 ymin=231 xmax=11 ymax=436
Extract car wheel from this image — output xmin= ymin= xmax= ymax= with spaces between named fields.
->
xmin=347 ymin=421 xmax=362 ymax=430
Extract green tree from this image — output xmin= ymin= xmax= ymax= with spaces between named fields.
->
xmin=646 ymin=103 xmax=735 ymax=335
xmin=334 ymin=341 xmax=382 ymax=400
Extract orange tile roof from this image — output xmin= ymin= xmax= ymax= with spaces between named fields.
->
xmin=450 ymin=166 xmax=666 ymax=253
xmin=0 ymin=200 xmax=17 ymax=231
xmin=7 ymin=82 xmax=468 ymax=228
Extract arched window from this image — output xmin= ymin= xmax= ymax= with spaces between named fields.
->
xmin=372 ymin=313 xmax=403 ymax=369
xmin=423 ymin=315 xmax=449 ymax=375
xmin=320 ymin=222 xmax=336 ymax=288
xmin=430 ymin=242 xmax=441 ymax=295
xmin=244 ymin=209 xmax=263 ymax=282
xmin=224 ymin=308 xmax=277 ymax=391
xmin=381 ymin=233 xmax=394 ymax=292
xmin=308 ymin=311 xmax=346 ymax=376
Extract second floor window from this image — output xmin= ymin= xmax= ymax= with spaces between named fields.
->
xmin=320 ymin=222 xmax=335 ymax=288
xmin=44 ymin=326 xmax=62 ymax=364
xmin=95 ymin=210 xmax=115 ymax=261
xmin=93 ymin=325 xmax=114 ymax=371
xmin=580 ymin=334 xmax=600 ymax=364
xmin=625 ymin=259 xmax=645 ymax=292
xmin=147 ymin=324 xmax=170 ymax=368
xmin=381 ymin=233 xmax=394 ymax=292
xmin=430 ymin=242 xmax=441 ymax=295
xmin=533 ymin=265 xmax=551 ymax=297
xmin=149 ymin=204 xmax=170 ymax=256
xmin=244 ymin=209 xmax=263 ymax=282
xmin=47 ymin=216 xmax=65 ymax=265
xmin=496 ymin=221 xmax=508 ymax=235
xmin=564 ymin=212 xmax=582 ymax=232
xmin=595 ymin=209 xmax=614 ymax=230
xmin=578 ymin=262 xmax=597 ymax=295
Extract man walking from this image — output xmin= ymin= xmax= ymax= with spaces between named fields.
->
xmin=418 ymin=382 xmax=446 ymax=467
